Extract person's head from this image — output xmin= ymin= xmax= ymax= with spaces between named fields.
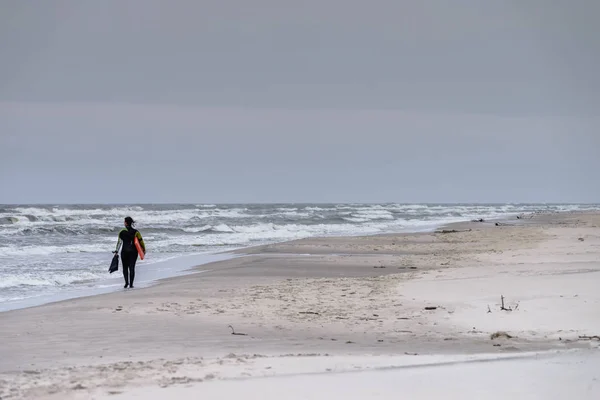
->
xmin=124 ymin=216 xmax=135 ymax=228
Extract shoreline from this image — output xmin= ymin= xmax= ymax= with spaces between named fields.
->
xmin=1 ymin=210 xmax=599 ymax=398
xmin=0 ymin=212 xmax=513 ymax=314
xmin=2 ymin=205 xmax=588 ymax=314
xmin=1 ymin=204 xmax=596 ymax=314
xmin=0 ymin=252 xmax=236 ymax=313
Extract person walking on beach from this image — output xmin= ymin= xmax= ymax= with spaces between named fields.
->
xmin=114 ymin=217 xmax=145 ymax=289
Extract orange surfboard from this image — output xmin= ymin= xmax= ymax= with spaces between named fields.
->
xmin=134 ymin=236 xmax=145 ymax=260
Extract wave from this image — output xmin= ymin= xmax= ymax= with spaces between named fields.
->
xmin=0 ymin=243 xmax=113 ymax=257
xmin=0 ymin=204 xmax=596 ymax=240
xmin=2 ymin=203 xmax=584 ymax=230
xmin=1 ymin=203 xmax=598 ymax=256
xmin=0 ymin=271 xmax=103 ymax=289
xmin=182 ymin=224 xmax=235 ymax=234
xmin=157 ymin=221 xmax=414 ymax=248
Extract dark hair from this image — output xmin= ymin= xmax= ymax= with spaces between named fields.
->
xmin=124 ymin=216 xmax=135 ymax=227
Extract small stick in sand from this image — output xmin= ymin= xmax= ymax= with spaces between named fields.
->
xmin=436 ymin=229 xmax=472 ymax=234
xmin=578 ymin=335 xmax=600 ymax=341
xmin=487 ymin=305 xmax=492 ymax=313
xmin=228 ymin=325 xmax=248 ymax=336
xmin=500 ymin=295 xmax=512 ymax=311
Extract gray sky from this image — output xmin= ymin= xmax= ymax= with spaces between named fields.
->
xmin=1 ymin=0 xmax=598 ymax=203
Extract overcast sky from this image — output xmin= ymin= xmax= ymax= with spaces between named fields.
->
xmin=1 ymin=0 xmax=598 ymax=203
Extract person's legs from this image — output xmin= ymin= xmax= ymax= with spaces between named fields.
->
xmin=128 ymin=264 xmax=135 ymax=287
xmin=121 ymin=252 xmax=137 ymax=288
xmin=122 ymin=258 xmax=129 ymax=288
xmin=128 ymin=256 xmax=138 ymax=288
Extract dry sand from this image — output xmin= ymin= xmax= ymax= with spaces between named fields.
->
xmin=1 ymin=211 xmax=599 ymax=399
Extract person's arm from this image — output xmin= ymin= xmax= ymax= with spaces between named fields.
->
xmin=114 ymin=229 xmax=124 ymax=253
xmin=136 ymin=231 xmax=146 ymax=253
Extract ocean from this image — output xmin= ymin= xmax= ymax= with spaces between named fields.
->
xmin=0 ymin=203 xmax=597 ymax=311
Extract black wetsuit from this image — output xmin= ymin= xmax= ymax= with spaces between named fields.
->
xmin=115 ymin=227 xmax=145 ymax=288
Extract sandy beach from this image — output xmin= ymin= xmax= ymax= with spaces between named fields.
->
xmin=1 ymin=211 xmax=599 ymax=399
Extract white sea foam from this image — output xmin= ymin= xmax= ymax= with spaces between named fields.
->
xmin=0 ymin=242 xmax=112 ymax=257
xmin=0 ymin=271 xmax=103 ymax=289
